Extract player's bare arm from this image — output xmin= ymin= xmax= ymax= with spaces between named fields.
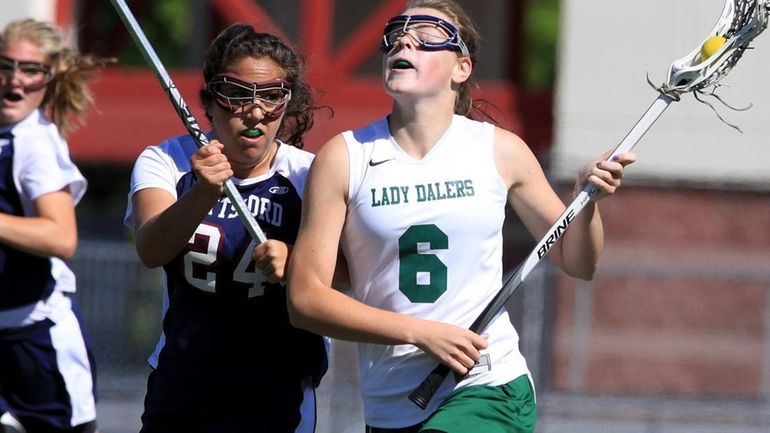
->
xmin=133 ymin=142 xmax=233 ymax=268
xmin=0 ymin=189 xmax=76 ymax=259
xmin=495 ymin=127 xmax=633 ymax=279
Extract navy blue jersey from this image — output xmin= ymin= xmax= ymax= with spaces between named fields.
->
xmin=0 ymin=132 xmax=54 ymax=309
xmin=0 ymin=110 xmax=95 ymax=429
xmin=127 ymin=135 xmax=326 ymax=385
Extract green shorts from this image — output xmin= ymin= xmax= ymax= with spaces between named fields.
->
xmin=421 ymin=374 xmax=537 ymax=433
xmin=364 ymin=375 xmax=537 ymax=433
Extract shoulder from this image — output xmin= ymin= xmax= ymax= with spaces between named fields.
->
xmin=313 ymin=133 xmax=348 ymax=168
xmin=308 ymin=134 xmax=350 ymax=188
xmin=272 ymin=143 xmax=315 ymax=191
xmin=12 ymin=111 xmax=76 ymax=167
xmin=151 ymin=133 xmax=199 ymax=158
xmin=493 ymin=126 xmax=540 ymax=188
xmin=333 ymin=117 xmax=391 ymax=168
xmin=278 ymin=143 xmax=315 ymax=168
xmin=344 ymin=117 xmax=390 ymax=145
xmin=493 ymin=126 xmax=528 ymax=153
xmin=452 ymin=114 xmax=485 ymax=134
xmin=11 ymin=111 xmax=86 ymax=201
xmin=136 ymin=133 xmax=198 ymax=171
xmin=302 ymin=134 xmax=350 ymax=207
xmin=129 ymin=133 xmax=199 ymax=193
xmin=449 ymin=115 xmax=497 ymax=152
xmin=13 ymin=110 xmax=67 ymax=154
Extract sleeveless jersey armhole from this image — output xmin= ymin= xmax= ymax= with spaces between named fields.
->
xmin=341 ymin=130 xmax=360 ymax=205
xmin=481 ymin=121 xmax=508 ymax=193
xmin=342 ymin=123 xmax=380 ymax=205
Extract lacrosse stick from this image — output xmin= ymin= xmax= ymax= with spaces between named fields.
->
xmin=408 ymin=0 xmax=769 ymax=410
xmin=109 ymin=0 xmax=267 ymax=244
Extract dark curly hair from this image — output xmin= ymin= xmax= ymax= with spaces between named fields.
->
xmin=199 ymin=24 xmax=316 ymax=148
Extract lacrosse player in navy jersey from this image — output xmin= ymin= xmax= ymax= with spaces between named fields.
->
xmin=287 ymin=1 xmax=636 ymax=432
xmin=0 ymin=19 xmax=109 ymax=433
xmin=124 ymin=24 xmax=328 ymax=433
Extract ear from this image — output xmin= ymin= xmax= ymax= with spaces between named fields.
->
xmin=451 ymin=56 xmax=472 ymax=84
xmin=203 ymin=104 xmax=215 ymax=123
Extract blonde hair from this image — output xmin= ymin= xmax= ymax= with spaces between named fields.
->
xmin=1 ymin=19 xmax=114 ymax=135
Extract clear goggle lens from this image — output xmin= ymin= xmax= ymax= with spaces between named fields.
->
xmin=208 ymin=74 xmax=292 ymax=118
xmin=0 ymin=55 xmax=52 ymax=85
xmin=380 ymin=14 xmax=469 ymax=57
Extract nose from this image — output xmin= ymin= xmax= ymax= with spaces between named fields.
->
xmin=390 ymin=30 xmax=419 ymax=53
xmin=240 ymin=101 xmax=266 ymax=119
xmin=401 ymin=31 xmax=418 ymax=47
xmin=9 ymin=69 xmax=25 ymax=85
xmin=241 ymin=101 xmax=281 ymax=125
xmin=0 ymin=69 xmax=20 ymax=85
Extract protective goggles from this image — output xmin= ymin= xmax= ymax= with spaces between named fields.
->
xmin=0 ymin=55 xmax=52 ymax=85
xmin=207 ymin=73 xmax=291 ymax=118
xmin=380 ymin=14 xmax=469 ymax=57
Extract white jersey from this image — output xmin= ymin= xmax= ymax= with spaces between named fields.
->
xmin=0 ymin=109 xmax=87 ymax=328
xmin=341 ymin=115 xmax=530 ymax=427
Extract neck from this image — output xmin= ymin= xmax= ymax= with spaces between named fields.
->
xmin=388 ymin=96 xmax=456 ymax=159
xmin=231 ymin=140 xmax=278 ymax=179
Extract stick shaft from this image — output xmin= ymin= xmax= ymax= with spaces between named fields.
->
xmin=109 ymin=0 xmax=267 ymax=244
xmin=408 ymin=94 xmax=674 ymax=409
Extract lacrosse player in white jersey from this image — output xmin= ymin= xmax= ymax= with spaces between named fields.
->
xmin=0 ymin=19 xmax=110 ymax=433
xmin=287 ymin=1 xmax=636 ymax=432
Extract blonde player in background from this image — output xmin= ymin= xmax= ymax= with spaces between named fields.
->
xmin=0 ymin=18 xmax=110 ymax=433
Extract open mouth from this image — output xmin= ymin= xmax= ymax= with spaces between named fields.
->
xmin=390 ymin=59 xmax=414 ymax=70
xmin=241 ymin=128 xmax=264 ymax=139
xmin=3 ymin=91 xmax=22 ymax=102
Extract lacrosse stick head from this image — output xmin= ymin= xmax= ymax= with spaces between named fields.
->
xmin=664 ymin=0 xmax=768 ymax=95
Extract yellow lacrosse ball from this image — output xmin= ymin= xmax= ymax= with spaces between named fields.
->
xmin=700 ymin=35 xmax=726 ymax=61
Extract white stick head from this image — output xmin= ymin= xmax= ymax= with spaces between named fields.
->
xmin=664 ymin=0 xmax=769 ymax=95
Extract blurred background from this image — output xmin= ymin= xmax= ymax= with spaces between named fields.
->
xmin=2 ymin=0 xmax=769 ymax=432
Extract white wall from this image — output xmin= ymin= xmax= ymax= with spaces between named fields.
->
xmin=0 ymin=0 xmax=55 ymax=30
xmin=552 ymin=0 xmax=770 ymax=189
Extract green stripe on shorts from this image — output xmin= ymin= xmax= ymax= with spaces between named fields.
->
xmin=420 ymin=374 xmax=537 ymax=433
